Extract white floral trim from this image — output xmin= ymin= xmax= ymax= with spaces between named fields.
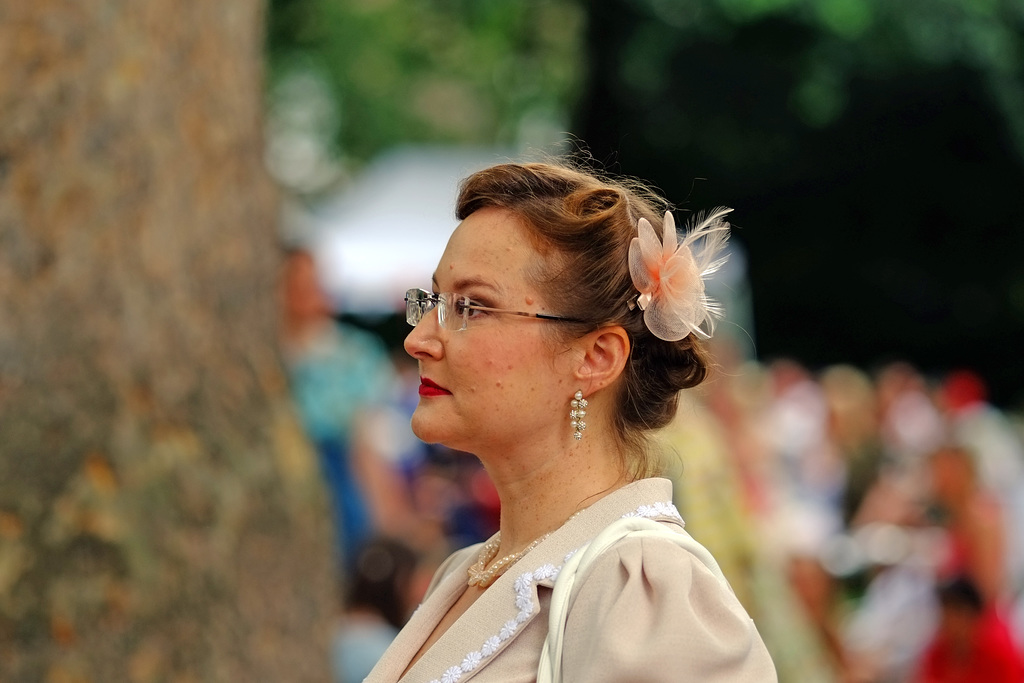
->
xmin=425 ymin=501 xmax=682 ymax=683
xmin=621 ymin=501 xmax=684 ymax=525
xmin=426 ymin=561 xmax=560 ymax=683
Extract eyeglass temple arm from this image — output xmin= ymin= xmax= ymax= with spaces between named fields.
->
xmin=467 ymin=304 xmax=583 ymax=323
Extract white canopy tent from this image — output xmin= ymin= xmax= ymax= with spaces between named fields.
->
xmin=307 ymin=146 xmax=514 ymax=314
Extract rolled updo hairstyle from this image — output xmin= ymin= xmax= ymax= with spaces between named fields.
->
xmin=456 ymin=162 xmax=715 ymax=479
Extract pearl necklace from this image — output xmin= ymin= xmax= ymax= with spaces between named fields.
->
xmin=466 ymin=533 xmax=548 ymax=588
xmin=466 ymin=510 xmax=585 ymax=588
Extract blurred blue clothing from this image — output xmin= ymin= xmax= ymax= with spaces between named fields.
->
xmin=315 ymin=437 xmax=373 ymax=569
xmin=285 ymin=320 xmax=398 ymax=567
xmin=332 ymin=618 xmax=399 ymax=683
xmin=288 ymin=321 xmax=395 ymax=444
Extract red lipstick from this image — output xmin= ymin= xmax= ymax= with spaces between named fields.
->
xmin=419 ymin=377 xmax=451 ymax=397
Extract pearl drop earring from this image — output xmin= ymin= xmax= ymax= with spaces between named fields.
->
xmin=570 ymin=390 xmax=588 ymax=440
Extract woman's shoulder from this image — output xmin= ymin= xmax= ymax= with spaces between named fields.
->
xmin=579 ymin=517 xmax=726 ymax=591
xmin=559 ymin=518 xmax=778 ymax=681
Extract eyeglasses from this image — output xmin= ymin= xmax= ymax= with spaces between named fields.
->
xmin=404 ymin=288 xmax=583 ymax=331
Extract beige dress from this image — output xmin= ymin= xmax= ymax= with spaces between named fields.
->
xmin=364 ymin=478 xmax=777 ymax=682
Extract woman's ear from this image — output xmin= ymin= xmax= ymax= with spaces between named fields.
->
xmin=574 ymin=326 xmax=630 ymax=393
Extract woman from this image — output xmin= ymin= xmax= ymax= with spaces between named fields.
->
xmin=365 ymin=162 xmax=776 ymax=682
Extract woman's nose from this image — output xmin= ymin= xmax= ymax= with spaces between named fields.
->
xmin=404 ymin=307 xmax=443 ymax=360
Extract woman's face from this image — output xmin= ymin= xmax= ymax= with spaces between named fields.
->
xmin=404 ymin=207 xmax=579 ymax=456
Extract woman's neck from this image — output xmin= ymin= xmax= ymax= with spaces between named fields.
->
xmin=482 ymin=438 xmax=630 ymax=553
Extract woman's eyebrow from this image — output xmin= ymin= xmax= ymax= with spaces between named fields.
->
xmin=453 ymin=276 xmax=500 ymax=294
xmin=433 ymin=273 xmax=503 ymax=296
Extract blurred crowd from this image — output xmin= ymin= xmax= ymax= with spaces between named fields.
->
xmin=663 ymin=345 xmax=1024 ymax=683
xmin=279 ymin=249 xmax=1024 ymax=683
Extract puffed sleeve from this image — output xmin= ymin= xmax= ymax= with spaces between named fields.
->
xmin=560 ymin=535 xmax=777 ymax=682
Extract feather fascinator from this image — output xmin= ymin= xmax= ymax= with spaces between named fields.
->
xmin=627 ymin=208 xmax=732 ymax=342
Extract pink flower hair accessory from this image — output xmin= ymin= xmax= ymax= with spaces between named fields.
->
xmin=627 ymin=208 xmax=732 ymax=342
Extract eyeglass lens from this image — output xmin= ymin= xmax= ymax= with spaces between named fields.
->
xmin=405 ymin=289 xmax=428 ymax=326
xmin=405 ymin=289 xmax=473 ymax=331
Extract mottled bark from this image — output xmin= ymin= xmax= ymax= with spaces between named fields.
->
xmin=0 ymin=1 xmax=334 ymax=680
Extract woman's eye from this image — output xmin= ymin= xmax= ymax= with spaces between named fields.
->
xmin=455 ymin=297 xmax=485 ymax=317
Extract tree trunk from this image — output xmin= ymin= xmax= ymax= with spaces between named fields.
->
xmin=0 ymin=1 xmax=334 ymax=680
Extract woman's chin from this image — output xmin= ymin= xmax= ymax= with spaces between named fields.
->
xmin=409 ymin=413 xmax=451 ymax=447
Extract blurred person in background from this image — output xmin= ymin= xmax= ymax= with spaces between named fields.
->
xmin=663 ymin=350 xmax=840 ymax=682
xmin=766 ymin=359 xmax=845 ymax=544
xmin=820 ymin=364 xmax=887 ymax=529
xmin=940 ymin=370 xmax=1024 ymax=648
xmin=836 ymin=363 xmax=946 ymax=683
xmin=926 ymin=445 xmax=1007 ymax=606
xmin=907 ymin=443 xmax=1024 ymax=682
xmin=333 ymin=537 xmax=422 ymax=683
xmin=760 ymin=359 xmax=853 ymax=676
xmin=915 ymin=576 xmax=1024 ymax=683
xmin=875 ymin=362 xmax=945 ymax=473
xmin=661 ymin=373 xmax=758 ymax=610
xmin=280 ymin=248 xmax=416 ymax=570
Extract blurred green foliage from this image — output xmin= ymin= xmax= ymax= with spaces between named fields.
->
xmin=267 ymin=0 xmax=1024 ymax=167
xmin=266 ymin=0 xmax=585 ymax=171
xmin=621 ymin=0 xmax=1024 ymax=147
